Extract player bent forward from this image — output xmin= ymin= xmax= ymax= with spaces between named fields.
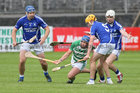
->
xmin=54 ymin=36 xmax=94 ymax=84
xmin=12 ymin=5 xmax=52 ymax=82
xmin=84 ymin=14 xmax=115 ymax=85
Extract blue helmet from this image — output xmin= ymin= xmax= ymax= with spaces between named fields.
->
xmin=81 ymin=35 xmax=90 ymax=43
xmin=25 ymin=5 xmax=35 ymax=13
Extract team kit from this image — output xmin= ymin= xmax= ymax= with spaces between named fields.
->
xmin=11 ymin=5 xmax=132 ymax=84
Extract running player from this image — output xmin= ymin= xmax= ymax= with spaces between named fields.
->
xmin=12 ymin=5 xmax=52 ymax=82
xmin=97 ymin=10 xmax=132 ymax=83
xmin=54 ymin=35 xmax=94 ymax=84
xmin=84 ymin=14 xmax=115 ymax=85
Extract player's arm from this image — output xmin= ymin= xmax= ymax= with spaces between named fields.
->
xmin=54 ymin=49 xmax=72 ymax=64
xmin=84 ymin=24 xmax=96 ymax=60
xmin=84 ymin=31 xmax=98 ymax=40
xmin=12 ymin=27 xmax=18 ymax=46
xmin=120 ymin=28 xmax=132 ymax=39
xmin=40 ymin=26 xmax=50 ymax=45
xmin=84 ymin=35 xmax=96 ymax=60
xmin=12 ymin=18 xmax=22 ymax=46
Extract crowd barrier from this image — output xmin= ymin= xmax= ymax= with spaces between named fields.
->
xmin=0 ymin=27 xmax=139 ymax=52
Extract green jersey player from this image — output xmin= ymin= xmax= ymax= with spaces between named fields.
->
xmin=54 ymin=35 xmax=94 ymax=84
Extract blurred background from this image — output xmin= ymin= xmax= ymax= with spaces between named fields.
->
xmin=0 ymin=0 xmax=140 ymax=52
xmin=0 ymin=0 xmax=140 ymax=27
xmin=0 ymin=1 xmax=140 ymax=93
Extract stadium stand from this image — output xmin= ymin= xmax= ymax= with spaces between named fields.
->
xmin=0 ymin=0 xmax=139 ymax=27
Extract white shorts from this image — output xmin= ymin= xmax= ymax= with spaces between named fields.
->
xmin=112 ymin=49 xmax=121 ymax=60
xmin=20 ymin=43 xmax=44 ymax=55
xmin=95 ymin=43 xmax=115 ymax=55
xmin=71 ymin=56 xmax=87 ymax=71
xmin=112 ymin=49 xmax=121 ymax=57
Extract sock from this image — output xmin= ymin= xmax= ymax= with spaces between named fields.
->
xmin=19 ymin=75 xmax=24 ymax=80
xmin=44 ymin=71 xmax=48 ymax=76
xmin=90 ymin=78 xmax=94 ymax=81
xmin=107 ymin=77 xmax=111 ymax=80
xmin=115 ymin=69 xmax=121 ymax=75
xmin=71 ymin=77 xmax=75 ymax=80
xmin=100 ymin=76 xmax=105 ymax=81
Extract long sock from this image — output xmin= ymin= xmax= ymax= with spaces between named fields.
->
xmin=19 ymin=75 xmax=24 ymax=80
xmin=71 ymin=77 xmax=75 ymax=80
xmin=89 ymin=78 xmax=94 ymax=83
xmin=90 ymin=78 xmax=94 ymax=81
xmin=115 ymin=69 xmax=121 ymax=75
xmin=100 ymin=76 xmax=105 ymax=81
xmin=44 ymin=71 xmax=48 ymax=76
xmin=107 ymin=77 xmax=111 ymax=80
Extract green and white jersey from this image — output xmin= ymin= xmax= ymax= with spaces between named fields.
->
xmin=70 ymin=40 xmax=88 ymax=63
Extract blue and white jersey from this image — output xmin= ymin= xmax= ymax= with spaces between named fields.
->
xmin=90 ymin=21 xmax=114 ymax=43
xmin=106 ymin=21 xmax=123 ymax=50
xmin=15 ymin=15 xmax=48 ymax=44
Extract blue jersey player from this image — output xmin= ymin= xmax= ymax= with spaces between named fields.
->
xmin=97 ymin=10 xmax=132 ymax=83
xmin=12 ymin=5 xmax=52 ymax=82
xmin=83 ymin=14 xmax=115 ymax=85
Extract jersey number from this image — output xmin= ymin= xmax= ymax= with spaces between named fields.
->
xmin=102 ymin=24 xmax=109 ymax=32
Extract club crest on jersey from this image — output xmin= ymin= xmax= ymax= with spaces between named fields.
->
xmin=29 ymin=23 xmax=32 ymax=26
xmin=114 ymin=29 xmax=116 ymax=32
xmin=33 ymin=23 xmax=36 ymax=26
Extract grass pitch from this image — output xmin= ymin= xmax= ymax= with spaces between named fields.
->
xmin=0 ymin=51 xmax=140 ymax=93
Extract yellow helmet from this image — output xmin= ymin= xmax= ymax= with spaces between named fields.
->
xmin=85 ymin=14 xmax=97 ymax=23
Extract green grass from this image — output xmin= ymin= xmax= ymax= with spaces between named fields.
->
xmin=0 ymin=51 xmax=140 ymax=93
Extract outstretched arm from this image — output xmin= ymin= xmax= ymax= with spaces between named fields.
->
xmin=83 ymin=35 xmax=96 ymax=60
xmin=120 ymin=29 xmax=132 ymax=39
xmin=54 ymin=49 xmax=72 ymax=64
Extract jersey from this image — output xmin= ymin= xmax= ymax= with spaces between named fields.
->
xmin=106 ymin=21 xmax=123 ymax=50
xmin=15 ymin=15 xmax=48 ymax=44
xmin=90 ymin=21 xmax=114 ymax=43
xmin=70 ymin=40 xmax=89 ymax=63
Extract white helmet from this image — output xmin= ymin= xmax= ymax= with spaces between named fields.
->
xmin=105 ymin=10 xmax=115 ymax=18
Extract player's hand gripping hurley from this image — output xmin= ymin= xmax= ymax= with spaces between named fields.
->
xmin=25 ymin=52 xmax=55 ymax=64
xmin=52 ymin=58 xmax=89 ymax=72
xmin=16 ymin=35 xmax=37 ymax=46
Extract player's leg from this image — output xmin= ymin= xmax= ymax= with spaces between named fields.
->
xmin=81 ymin=68 xmax=90 ymax=73
xmin=67 ymin=62 xmax=87 ymax=83
xmin=98 ymin=55 xmax=113 ymax=84
xmin=37 ymin=53 xmax=52 ymax=82
xmin=35 ymin=43 xmax=52 ymax=82
xmin=97 ymin=59 xmax=105 ymax=83
xmin=109 ymin=63 xmax=123 ymax=83
xmin=103 ymin=60 xmax=113 ymax=84
xmin=106 ymin=53 xmax=117 ymax=65
xmin=37 ymin=53 xmax=47 ymax=70
xmin=87 ymin=43 xmax=109 ymax=84
xmin=106 ymin=51 xmax=123 ymax=83
xmin=18 ymin=43 xmax=31 ymax=82
xmin=18 ymin=50 xmax=27 ymax=82
xmin=96 ymin=43 xmax=115 ymax=84
xmin=80 ymin=67 xmax=98 ymax=80
xmin=87 ymin=52 xmax=103 ymax=84
xmin=67 ymin=67 xmax=81 ymax=84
